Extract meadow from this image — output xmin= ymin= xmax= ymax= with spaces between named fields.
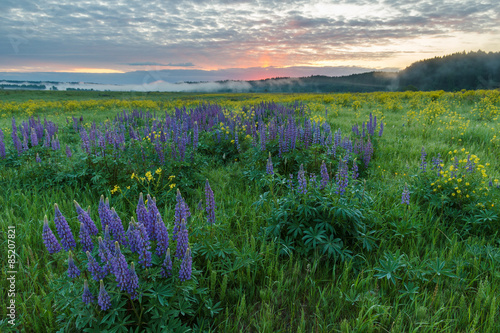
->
xmin=0 ymin=89 xmax=499 ymax=332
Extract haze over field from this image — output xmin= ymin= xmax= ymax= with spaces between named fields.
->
xmin=1 ymin=0 xmax=500 ymax=85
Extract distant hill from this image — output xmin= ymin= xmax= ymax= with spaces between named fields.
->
xmin=209 ymin=72 xmax=398 ymax=93
xmin=397 ymin=50 xmax=500 ymax=91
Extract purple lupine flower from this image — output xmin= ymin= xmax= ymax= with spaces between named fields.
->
xmin=98 ymin=196 xmax=113 ymax=230
xmin=378 ymin=121 xmax=384 ymax=137
xmin=112 ymin=242 xmax=132 ymax=293
xmin=109 ymin=208 xmax=126 ymax=246
xmin=86 ymin=251 xmax=106 ymax=281
xmin=352 ymin=159 xmax=359 ymax=180
xmin=288 ymin=174 xmax=294 ymax=190
xmin=43 ymin=129 xmax=50 ymax=148
xmin=134 ymin=221 xmax=152 ymax=268
xmin=30 ymin=127 xmax=38 ymax=147
xmin=259 ymin=122 xmax=266 ymax=151
xmin=335 ymin=156 xmax=349 ymax=196
xmin=12 ymin=118 xmax=22 ymax=155
xmin=54 ymin=203 xmax=76 ymax=251
xmin=161 ymin=248 xmax=173 ymax=278
xmin=65 ymin=145 xmax=72 ymax=158
xmin=235 ymin=129 xmax=241 ymax=152
xmin=320 ymin=160 xmax=329 ymax=189
xmin=67 ymin=251 xmax=81 ymax=278
xmin=22 ymin=132 xmax=29 ymax=151
xmin=197 ymin=200 xmax=203 ymax=211
xmin=363 ymin=139 xmax=373 ymax=167
xmin=127 ymin=220 xmax=139 ymax=253
xmin=42 ymin=216 xmax=62 ymax=254
xmin=297 ymin=164 xmax=307 ymax=195
xmin=98 ymin=237 xmax=112 ymax=276
xmin=204 ymin=180 xmax=216 ymax=224
xmin=193 ymin=121 xmax=199 ymax=151
xmin=82 ymin=280 xmax=94 ymax=305
xmin=155 ymin=215 xmax=169 ymax=256
xmin=79 ymin=223 xmax=94 ymax=253
xmin=179 ymin=248 xmax=192 ymax=282
xmin=420 ymin=147 xmax=427 ymax=172
xmin=103 ymin=225 xmax=113 ymax=251
xmin=401 ymin=184 xmax=410 ymax=205
xmin=136 ymin=193 xmax=148 ymax=226
xmin=431 ymin=154 xmax=444 ymax=176
xmin=176 ymin=219 xmax=189 ymax=260
xmin=466 ymin=154 xmax=475 ymax=173
xmin=127 ymin=262 xmax=140 ymax=299
xmin=0 ymin=129 xmax=5 ymax=159
xmin=36 ymin=153 xmax=41 ymax=163
xmin=266 ymin=153 xmax=274 ymax=175
xmin=145 ymin=194 xmax=159 ymax=241
xmin=98 ymin=280 xmax=112 ymax=311
xmin=75 ymin=200 xmax=99 ymax=235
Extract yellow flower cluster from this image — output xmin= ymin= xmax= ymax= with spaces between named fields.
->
xmin=430 ymin=149 xmax=495 ymax=204
xmin=110 ymin=185 xmax=121 ymax=194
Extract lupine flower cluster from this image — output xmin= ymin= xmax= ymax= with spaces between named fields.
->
xmin=420 ymin=147 xmax=427 ymax=172
xmin=205 ymin=180 xmax=216 ymax=224
xmin=401 ymin=184 xmax=410 ymax=205
xmin=42 ymin=193 xmax=195 ymax=311
xmin=6 ymin=116 xmax=59 ymax=156
xmin=266 ymin=153 xmax=274 ymax=175
xmin=335 ymin=156 xmax=350 ymax=196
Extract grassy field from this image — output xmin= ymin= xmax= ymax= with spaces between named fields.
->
xmin=0 ymin=89 xmax=499 ymax=332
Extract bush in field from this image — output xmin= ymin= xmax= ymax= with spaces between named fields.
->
xmin=42 ymin=193 xmax=218 ymax=332
xmin=414 ymin=147 xmax=500 ymax=234
xmin=256 ymin=160 xmax=378 ymax=260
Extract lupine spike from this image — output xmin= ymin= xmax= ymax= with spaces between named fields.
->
xmin=67 ymin=251 xmax=81 ymax=278
xmin=266 ymin=152 xmax=274 ymax=175
xmin=98 ymin=280 xmax=112 ymax=311
xmin=155 ymin=214 xmax=169 ymax=256
xmin=74 ymin=200 xmax=99 ymax=235
xmin=86 ymin=251 xmax=106 ymax=281
xmin=146 ymin=194 xmax=159 ymax=241
xmin=298 ymin=164 xmax=307 ymax=194
xmin=79 ymin=223 xmax=94 ymax=253
xmin=179 ymin=248 xmax=192 ymax=282
xmin=176 ymin=219 xmax=189 ymax=260
xmin=127 ymin=262 xmax=140 ymax=299
xmin=110 ymin=207 xmax=127 ymax=246
xmin=54 ymin=203 xmax=76 ymax=251
xmin=161 ymin=248 xmax=173 ymax=277
xmin=402 ymin=183 xmax=410 ymax=205
xmin=82 ymin=280 xmax=95 ymax=305
xmin=42 ymin=216 xmax=62 ymax=254
xmin=205 ymin=180 xmax=216 ymax=224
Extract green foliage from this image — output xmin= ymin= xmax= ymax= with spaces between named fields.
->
xmin=257 ymin=175 xmax=378 ymax=261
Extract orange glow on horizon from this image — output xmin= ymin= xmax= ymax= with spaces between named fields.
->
xmin=55 ymin=68 xmax=125 ymax=74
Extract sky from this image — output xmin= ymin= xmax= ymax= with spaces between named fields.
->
xmin=1 ymin=0 xmax=500 ymax=83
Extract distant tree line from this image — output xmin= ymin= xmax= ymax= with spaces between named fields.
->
xmin=397 ymin=50 xmax=500 ymax=91
xmin=0 ymin=83 xmax=46 ymax=90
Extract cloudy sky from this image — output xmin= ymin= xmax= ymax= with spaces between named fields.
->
xmin=1 ymin=0 xmax=499 ymax=82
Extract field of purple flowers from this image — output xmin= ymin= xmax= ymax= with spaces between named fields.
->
xmin=1 ymin=90 xmax=499 ymax=332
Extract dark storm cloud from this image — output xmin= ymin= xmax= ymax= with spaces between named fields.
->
xmin=0 ymin=0 xmax=499 ymax=77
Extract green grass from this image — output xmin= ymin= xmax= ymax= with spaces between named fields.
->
xmin=1 ymin=90 xmax=499 ymax=332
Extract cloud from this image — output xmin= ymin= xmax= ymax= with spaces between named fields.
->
xmin=0 ymin=0 xmax=499 ymax=73
xmin=125 ymin=62 xmax=195 ymax=67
